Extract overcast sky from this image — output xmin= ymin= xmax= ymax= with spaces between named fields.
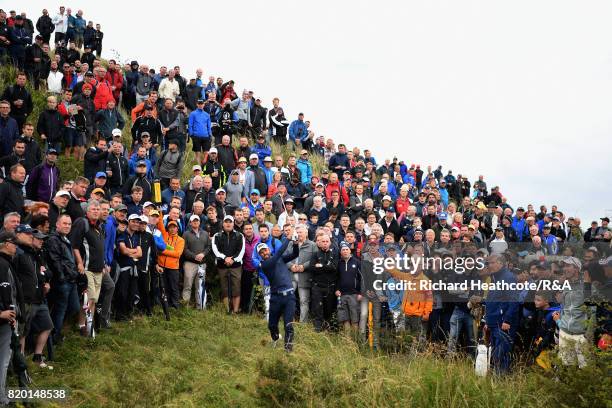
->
xmin=22 ymin=0 xmax=612 ymax=223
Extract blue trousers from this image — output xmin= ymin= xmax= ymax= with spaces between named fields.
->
xmin=268 ymin=293 xmax=296 ymax=350
xmin=448 ymin=307 xmax=475 ymax=356
xmin=50 ymin=281 xmax=80 ymax=340
xmin=490 ymin=324 xmax=516 ymax=374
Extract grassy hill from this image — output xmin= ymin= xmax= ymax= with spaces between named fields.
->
xmin=22 ymin=306 xmax=569 ymax=408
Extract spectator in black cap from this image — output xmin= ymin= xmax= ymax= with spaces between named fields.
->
xmin=0 ymin=229 xmax=19 ymax=404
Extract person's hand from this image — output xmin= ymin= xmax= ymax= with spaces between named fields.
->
xmin=378 ymin=295 xmax=388 ymax=302
xmin=195 ymin=253 xmax=204 ymax=262
xmin=501 ymin=322 xmax=511 ymax=331
xmin=335 ymin=290 xmax=341 ymax=297
xmin=40 ymin=134 xmax=47 ymax=140
xmin=77 ymin=263 xmax=85 ymax=274
xmin=156 ymin=265 xmax=164 ymax=273
xmin=422 ymin=315 xmax=429 ymax=322
xmin=224 ymin=257 xmax=233 ymax=266
xmin=0 ymin=310 xmax=16 ymax=322
xmin=357 ymin=294 xmax=362 ymax=301
xmin=552 ymin=312 xmax=560 ymax=321
xmin=583 ymin=270 xmax=591 ymax=283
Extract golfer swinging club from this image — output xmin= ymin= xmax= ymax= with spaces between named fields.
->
xmin=256 ymin=235 xmax=300 ymax=352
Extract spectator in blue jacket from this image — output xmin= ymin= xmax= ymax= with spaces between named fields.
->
xmin=296 ymin=149 xmax=313 ymax=184
xmin=0 ymin=101 xmax=19 ymax=157
xmin=188 ymin=99 xmax=212 ymax=163
xmin=288 ymin=113 xmax=308 ymax=151
xmin=252 ymin=134 xmax=272 ymax=165
xmin=328 ymin=144 xmax=350 ymax=179
xmin=483 ymin=253 xmax=520 ymax=374
xmin=511 ymin=207 xmax=529 ymax=241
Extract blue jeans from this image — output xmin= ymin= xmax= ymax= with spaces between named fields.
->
xmin=50 ymin=281 xmax=80 ymax=340
xmin=268 ymin=292 xmax=296 ymax=350
xmin=490 ymin=323 xmax=516 ymax=374
xmin=448 ymin=307 xmax=475 ymax=356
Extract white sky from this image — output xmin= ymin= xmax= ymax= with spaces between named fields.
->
xmin=20 ymin=0 xmax=612 ymax=223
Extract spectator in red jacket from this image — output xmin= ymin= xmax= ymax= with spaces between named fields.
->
xmin=93 ymin=66 xmax=114 ymax=111
xmin=324 ymin=172 xmax=349 ymax=204
xmin=104 ymin=59 xmax=124 ymax=102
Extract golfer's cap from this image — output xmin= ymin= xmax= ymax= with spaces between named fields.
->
xmin=46 ymin=148 xmax=58 ymax=155
xmin=238 ymin=157 xmax=247 ymax=163
xmin=197 ymin=99 xmax=205 ymax=103
xmin=32 ymin=230 xmax=47 ymax=239
xmin=438 ymin=212 xmax=448 ymax=220
xmin=386 ymin=207 xmax=395 ymax=213
xmin=15 ymin=224 xmax=34 ymax=234
xmin=136 ymin=160 xmax=147 ymax=167
xmin=263 ymin=156 xmax=273 ymax=162
xmin=216 ymin=188 xmax=226 ymax=194
xmin=439 ymin=179 xmax=446 ymax=184
xmin=167 ymin=220 xmax=179 ymax=228
xmin=468 ymin=224 xmax=476 ymax=230
xmin=0 ymin=231 xmax=17 ymax=244
xmin=451 ymin=226 xmax=460 ymax=232
xmin=55 ymin=190 xmax=70 ymax=198
xmin=192 ymin=165 xmax=202 ymax=172
xmin=115 ymin=204 xmax=128 ymax=212
xmin=189 ymin=214 xmax=201 ymax=222
xmin=95 ymin=171 xmax=107 ymax=178
xmin=143 ymin=201 xmax=155 ymax=208
xmin=140 ymin=131 xmax=150 ymax=137
xmin=139 ymin=215 xmax=149 ymax=223
xmin=209 ymin=147 xmax=218 ymax=154
xmin=128 ymin=214 xmax=140 ymax=221
xmin=316 ymin=182 xmax=324 ymax=187
xmin=149 ymin=209 xmax=160 ymax=217
xmin=249 ymin=153 xmax=258 ymax=160
xmin=382 ymin=195 xmax=392 ymax=201
xmin=223 ymin=215 xmax=234 ymax=222
xmin=362 ymin=177 xmax=370 ymax=182
xmin=284 ymin=197 xmax=294 ymax=204
xmin=495 ymin=226 xmax=504 ymax=231
xmin=256 ymin=243 xmax=268 ymax=253
xmin=91 ymin=188 xmax=105 ymax=195
xmin=112 ymin=128 xmax=122 ymax=136
xmin=542 ymin=224 xmax=551 ymax=229
xmin=250 ymin=189 xmax=260 ymax=196
xmin=561 ymin=257 xmax=582 ymax=270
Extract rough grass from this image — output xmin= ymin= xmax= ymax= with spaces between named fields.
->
xmin=20 ymin=305 xmax=578 ymax=408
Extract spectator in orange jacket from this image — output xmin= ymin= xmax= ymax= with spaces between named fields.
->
xmin=156 ymin=219 xmax=184 ymax=308
xmin=131 ymin=91 xmax=159 ymax=122
xmin=388 ymin=260 xmax=432 ymax=352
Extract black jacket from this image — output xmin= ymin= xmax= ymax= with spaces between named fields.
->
xmin=45 ymin=232 xmax=78 ymax=283
xmin=248 ymin=165 xmax=268 ymax=197
xmin=0 ymin=178 xmax=24 ymax=218
xmin=37 ymin=109 xmax=64 ymax=144
xmin=131 ymin=116 xmax=163 ymax=147
xmin=250 ymin=105 xmax=267 ymax=129
xmin=65 ymin=194 xmax=85 ymax=221
xmin=36 ymin=15 xmax=54 ymax=35
xmin=0 ymin=252 xmax=20 ymax=325
xmin=14 ymin=245 xmax=47 ymax=304
xmin=1 ymin=85 xmax=33 ymax=120
xmin=202 ymin=159 xmax=227 ymax=190
xmin=122 ymin=175 xmax=152 ymax=202
xmin=310 ymin=248 xmax=339 ymax=286
xmin=105 ymin=152 xmax=129 ymax=188
xmin=211 ymin=230 xmax=245 ymax=268
xmin=84 ymin=146 xmax=107 ymax=181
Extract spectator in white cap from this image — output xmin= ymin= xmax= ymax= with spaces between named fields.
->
xmin=211 ymin=214 xmax=245 ymax=313
xmin=248 ymin=153 xmax=268 ymax=197
xmin=182 ymin=213 xmax=210 ymax=306
xmin=202 ymin=146 xmax=227 ymax=190
xmin=235 ymin=156 xmax=255 ymax=195
xmin=554 ymin=256 xmax=590 ymax=368
xmin=48 ymin=190 xmax=70 ymax=228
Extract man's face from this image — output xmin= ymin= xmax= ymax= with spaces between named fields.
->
xmin=222 ymin=219 xmax=234 ymax=232
xmin=216 ymin=191 xmax=226 ymax=202
xmin=11 ymin=166 xmax=26 ymax=183
xmin=263 ymin=201 xmax=272 ymax=212
xmin=14 ymin=143 xmax=25 ymax=156
xmin=317 ymin=235 xmax=331 ymax=251
xmin=73 ymin=182 xmax=88 ymax=198
xmin=57 ymin=216 xmax=72 ymax=235
xmin=87 ymin=204 xmax=100 ymax=221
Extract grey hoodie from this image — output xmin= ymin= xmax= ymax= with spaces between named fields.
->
xmin=558 ymin=279 xmax=591 ymax=335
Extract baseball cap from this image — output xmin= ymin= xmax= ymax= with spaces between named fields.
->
xmin=516 ymin=207 xmax=525 ymax=211
xmin=256 ymin=243 xmax=268 ymax=253
xmin=144 ymin=104 xmax=154 ymax=111
xmin=263 ymin=156 xmax=273 ymax=162
xmin=231 ymin=169 xmax=240 ymax=175
xmin=32 ymin=230 xmax=47 ymax=240
xmin=438 ymin=212 xmax=448 ymax=220
xmin=562 ymin=257 xmax=582 ymax=270
xmin=209 ymin=147 xmax=218 ymax=154
xmin=216 ymin=188 xmax=226 ymax=194
xmin=601 ymin=217 xmax=610 ymax=223
xmin=413 ymin=227 xmax=424 ymax=234
xmin=250 ymin=189 xmax=260 ymax=196
xmin=189 ymin=214 xmax=201 ymax=222
xmin=382 ymin=195 xmax=392 ymax=201
xmin=136 ymin=160 xmax=147 ymax=167
xmin=54 ymin=190 xmax=70 ymax=199
xmin=46 ymin=148 xmax=58 ymax=155
xmin=91 ymin=188 xmax=105 ymax=196
xmin=166 ymin=220 xmax=179 ymax=228
xmin=0 ymin=231 xmax=16 ymax=244
xmin=197 ymin=99 xmax=205 ymax=103
xmin=238 ymin=157 xmax=247 ymax=163
xmin=495 ymin=226 xmax=504 ymax=231
xmin=451 ymin=226 xmax=460 ymax=232
xmin=249 ymin=153 xmax=258 ymax=160
xmin=362 ymin=177 xmax=370 ymax=182
xmin=128 ymin=214 xmax=141 ymax=221
xmin=112 ymin=128 xmax=122 ymax=136
xmin=340 ymin=241 xmax=351 ymax=250
xmin=15 ymin=224 xmax=34 ymax=234
xmin=149 ymin=209 xmax=160 ymax=217
xmin=468 ymin=224 xmax=476 ymax=230
xmin=115 ymin=204 xmax=128 ymax=212
xmin=476 ymin=202 xmax=487 ymax=211
xmin=95 ymin=171 xmax=107 ymax=178
xmin=300 ymin=149 xmax=308 ymax=155
xmin=386 ymin=206 xmax=395 ymax=213
xmin=139 ymin=215 xmax=149 ymax=223
xmin=316 ymin=182 xmax=324 ymax=188
xmin=284 ymin=197 xmax=295 ymax=204
xmin=143 ymin=201 xmax=155 ymax=208
xmin=256 ymin=134 xmax=265 ymax=139
xmin=192 ymin=165 xmax=202 ymax=172
xmin=223 ymin=215 xmax=234 ymax=222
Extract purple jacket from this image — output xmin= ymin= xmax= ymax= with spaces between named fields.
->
xmin=243 ymin=235 xmax=259 ymax=272
xmin=26 ymin=162 xmax=60 ymax=203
